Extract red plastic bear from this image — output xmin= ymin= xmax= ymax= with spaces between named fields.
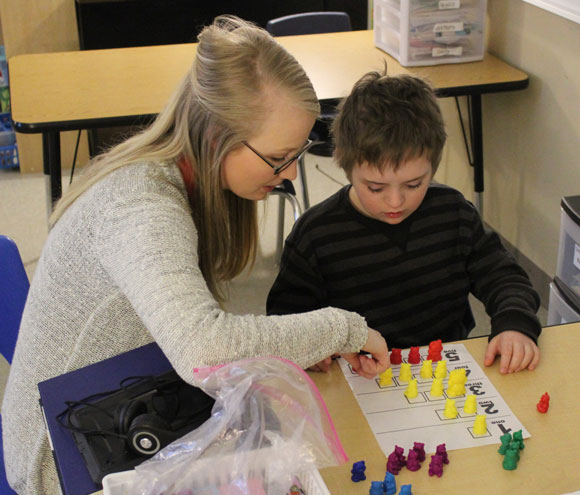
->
xmin=408 ymin=346 xmax=421 ymax=364
xmin=390 ymin=348 xmax=402 ymax=365
xmin=536 ymin=392 xmax=550 ymax=413
xmin=427 ymin=339 xmax=443 ymax=361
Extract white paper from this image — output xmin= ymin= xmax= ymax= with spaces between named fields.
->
xmin=338 ymin=343 xmax=529 ymax=455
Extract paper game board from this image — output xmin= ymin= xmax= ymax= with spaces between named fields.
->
xmin=338 ymin=343 xmax=529 ymax=455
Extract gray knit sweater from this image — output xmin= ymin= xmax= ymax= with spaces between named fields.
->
xmin=1 ymin=161 xmax=368 ymax=495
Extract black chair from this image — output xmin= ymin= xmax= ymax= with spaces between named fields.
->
xmin=266 ymin=11 xmax=351 ymax=37
xmin=266 ymin=12 xmax=352 ymax=210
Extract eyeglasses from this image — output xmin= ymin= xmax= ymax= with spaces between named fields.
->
xmin=242 ymin=139 xmax=322 ymax=175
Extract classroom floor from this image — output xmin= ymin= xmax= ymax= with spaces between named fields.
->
xmin=0 ymin=152 xmax=547 ymax=405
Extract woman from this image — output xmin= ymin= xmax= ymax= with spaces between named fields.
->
xmin=2 ymin=16 xmax=388 ymax=494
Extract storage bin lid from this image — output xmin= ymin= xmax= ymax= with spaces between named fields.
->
xmin=554 ymin=276 xmax=580 ymax=312
xmin=562 ymin=195 xmax=580 ymax=227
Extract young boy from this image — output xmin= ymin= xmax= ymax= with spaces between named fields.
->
xmin=267 ymin=70 xmax=541 ymax=375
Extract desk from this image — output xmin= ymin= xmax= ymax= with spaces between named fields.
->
xmin=9 ymin=30 xmax=529 ymax=211
xmin=310 ymin=323 xmax=580 ymax=494
xmin=86 ymin=324 xmax=578 ymax=495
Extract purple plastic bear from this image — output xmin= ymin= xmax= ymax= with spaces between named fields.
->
xmin=412 ymin=442 xmax=426 ymax=462
xmin=428 ymin=454 xmax=444 ymax=477
xmin=436 ymin=443 xmax=449 ymax=464
xmin=406 ymin=449 xmax=421 ymax=471
xmin=386 ymin=445 xmax=406 ymax=475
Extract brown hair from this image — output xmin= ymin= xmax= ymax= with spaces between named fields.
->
xmin=332 ymin=69 xmax=446 ymax=179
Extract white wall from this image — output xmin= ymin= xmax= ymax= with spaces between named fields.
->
xmin=436 ymin=0 xmax=580 ymax=281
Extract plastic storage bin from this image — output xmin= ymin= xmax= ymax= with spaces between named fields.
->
xmin=0 ymin=112 xmax=19 ymax=169
xmin=102 ymin=468 xmax=330 ymax=495
xmin=374 ymin=0 xmax=487 ymax=66
xmin=547 ymin=281 xmax=580 ymax=326
xmin=555 ymin=195 xmax=580 ymax=303
xmin=0 ymin=45 xmax=8 ymax=88
xmin=0 ymin=144 xmax=19 ymax=169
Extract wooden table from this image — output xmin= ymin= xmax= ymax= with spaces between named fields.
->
xmin=85 ymin=323 xmax=576 ymax=495
xmin=9 ymin=30 xmax=528 ymax=211
xmin=310 ymin=322 xmax=580 ymax=494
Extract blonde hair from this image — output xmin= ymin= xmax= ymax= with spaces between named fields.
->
xmin=50 ymin=15 xmax=320 ymax=301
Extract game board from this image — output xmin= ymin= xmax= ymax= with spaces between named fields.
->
xmin=338 ymin=343 xmax=529 ymax=455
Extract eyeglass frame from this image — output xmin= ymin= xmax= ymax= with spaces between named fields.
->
xmin=242 ymin=139 xmax=322 ymax=175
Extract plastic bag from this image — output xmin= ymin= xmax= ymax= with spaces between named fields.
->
xmin=130 ymin=356 xmax=347 ymax=495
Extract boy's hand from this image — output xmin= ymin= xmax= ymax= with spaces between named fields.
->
xmin=484 ymin=331 xmax=540 ymax=374
xmin=342 ymin=329 xmax=390 ymax=379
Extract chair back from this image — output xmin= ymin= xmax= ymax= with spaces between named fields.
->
xmin=0 ymin=235 xmax=29 ymax=364
xmin=0 ymin=234 xmax=27 ymax=492
xmin=266 ymin=11 xmax=352 ymax=37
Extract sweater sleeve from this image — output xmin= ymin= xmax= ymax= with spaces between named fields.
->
xmin=95 ymin=192 xmax=368 ymax=379
xmin=267 ymin=237 xmax=328 ymax=316
xmin=464 ymin=204 xmax=542 ymax=343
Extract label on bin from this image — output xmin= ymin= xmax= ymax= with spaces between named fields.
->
xmin=432 ymin=46 xmax=463 ymax=57
xmin=439 ymin=0 xmax=461 ymax=9
xmin=433 ymin=21 xmax=464 ymax=33
xmin=574 ymin=243 xmax=580 ymax=271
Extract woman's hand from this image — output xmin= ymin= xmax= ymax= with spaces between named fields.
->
xmin=342 ymin=329 xmax=390 ymax=379
xmin=307 ymin=356 xmax=335 ymax=373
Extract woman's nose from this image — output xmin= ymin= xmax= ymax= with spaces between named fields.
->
xmin=278 ymin=160 xmax=298 ymax=182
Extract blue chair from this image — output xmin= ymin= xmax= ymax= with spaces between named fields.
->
xmin=0 ymin=234 xmax=29 ymax=494
xmin=266 ymin=12 xmax=353 ymax=209
xmin=0 ymin=235 xmax=29 ymax=363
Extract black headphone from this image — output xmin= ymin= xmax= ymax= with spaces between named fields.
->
xmin=59 ymin=371 xmax=215 ymax=458
xmin=113 ymin=384 xmax=184 ymax=456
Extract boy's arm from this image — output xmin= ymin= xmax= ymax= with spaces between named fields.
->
xmin=267 ymin=239 xmax=328 ymax=316
xmin=465 ymin=208 xmax=542 ymax=344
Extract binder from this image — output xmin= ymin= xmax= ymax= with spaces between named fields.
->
xmin=38 ymin=342 xmax=174 ymax=495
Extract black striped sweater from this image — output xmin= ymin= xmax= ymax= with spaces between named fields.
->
xmin=267 ymin=184 xmax=541 ymax=348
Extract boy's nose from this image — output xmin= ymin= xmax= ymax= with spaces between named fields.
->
xmin=386 ymin=190 xmax=404 ymax=208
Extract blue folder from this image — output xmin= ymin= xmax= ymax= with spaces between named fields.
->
xmin=37 ymin=343 xmax=173 ymax=495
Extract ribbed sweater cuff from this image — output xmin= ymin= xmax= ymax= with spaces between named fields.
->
xmin=336 ymin=309 xmax=369 ymax=353
xmin=489 ymin=310 xmax=542 ymax=344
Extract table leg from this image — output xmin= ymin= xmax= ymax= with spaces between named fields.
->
xmin=469 ymin=94 xmax=484 ymax=215
xmin=43 ymin=131 xmax=62 ymax=214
